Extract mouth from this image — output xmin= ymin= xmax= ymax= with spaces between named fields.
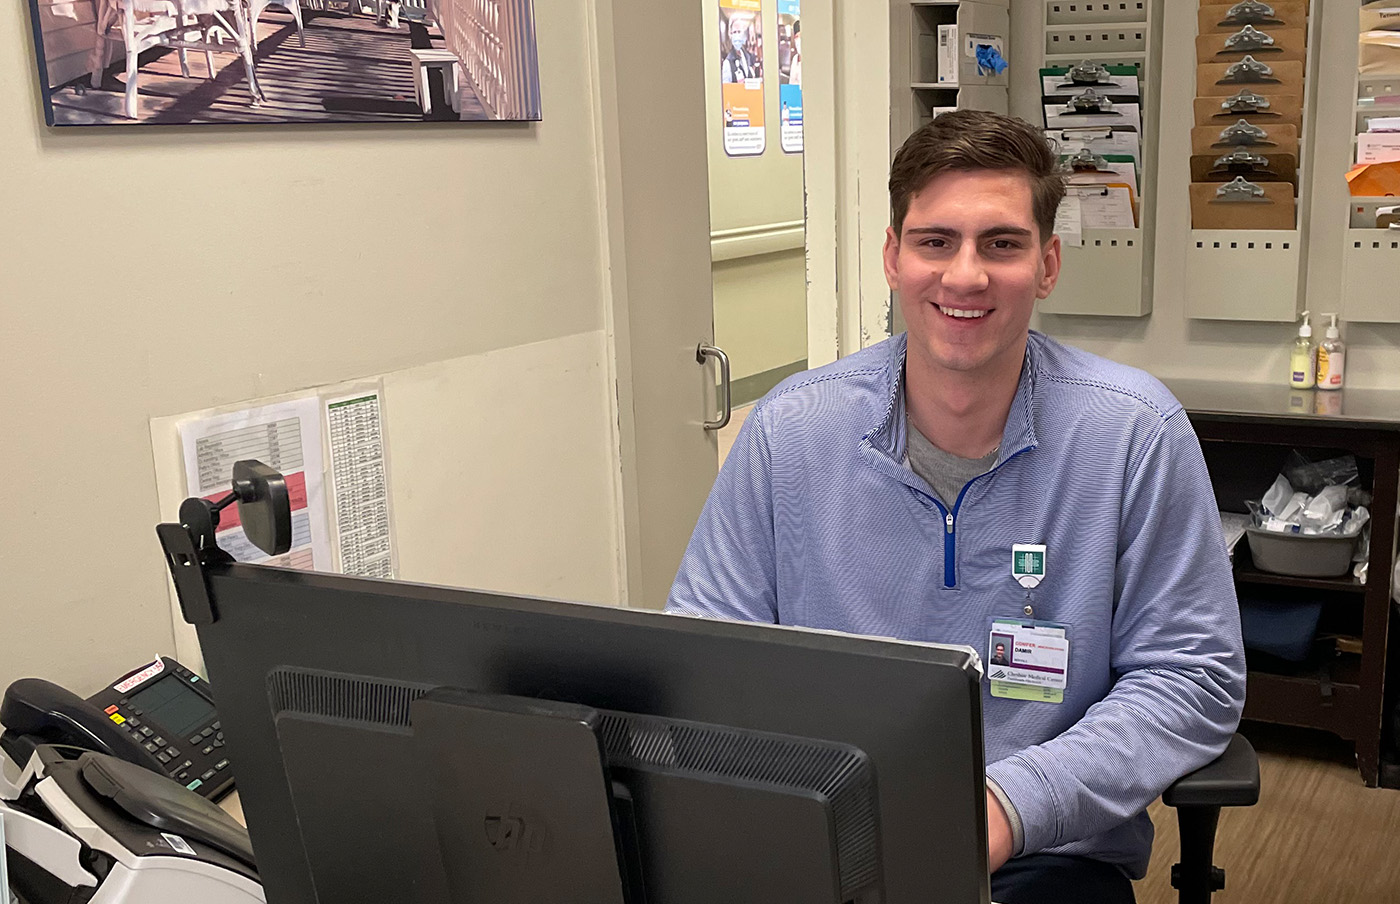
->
xmin=935 ymin=304 xmax=991 ymax=321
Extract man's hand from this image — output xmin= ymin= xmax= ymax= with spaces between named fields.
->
xmin=986 ymin=788 xmax=1014 ymax=873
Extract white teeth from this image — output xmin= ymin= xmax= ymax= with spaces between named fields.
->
xmin=938 ymin=306 xmax=988 ymax=319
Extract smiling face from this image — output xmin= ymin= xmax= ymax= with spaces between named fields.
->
xmin=883 ymin=168 xmax=1060 ymax=384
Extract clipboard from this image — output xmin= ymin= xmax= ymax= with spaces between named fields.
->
xmin=1190 ymin=177 xmax=1296 ymax=229
xmin=1066 ymin=181 xmax=1138 ymax=229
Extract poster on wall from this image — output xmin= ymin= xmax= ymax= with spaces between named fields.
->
xmin=25 ymin=0 xmax=541 ymax=126
xmin=777 ymin=0 xmax=801 ymax=154
xmin=719 ymin=0 xmax=765 ymax=157
xmin=178 ymin=396 xmax=332 ymax=571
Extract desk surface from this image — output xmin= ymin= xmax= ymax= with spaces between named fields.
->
xmin=1162 ymin=380 xmax=1400 ymax=432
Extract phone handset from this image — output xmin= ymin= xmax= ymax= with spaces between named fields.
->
xmin=1 ymin=678 xmax=166 ymax=773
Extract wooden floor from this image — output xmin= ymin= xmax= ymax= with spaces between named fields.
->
xmin=1135 ymin=723 xmax=1400 ymax=904
xmin=717 ymin=415 xmax=1400 ymax=904
xmin=47 ymin=10 xmax=488 ymax=125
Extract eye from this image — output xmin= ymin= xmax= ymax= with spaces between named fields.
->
xmin=919 ymin=237 xmax=948 ymax=248
xmin=989 ymin=239 xmax=1020 ymax=250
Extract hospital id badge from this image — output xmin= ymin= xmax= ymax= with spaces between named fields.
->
xmin=988 ymin=618 xmax=1069 ymax=704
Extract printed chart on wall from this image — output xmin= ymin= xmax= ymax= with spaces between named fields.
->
xmin=326 ymin=391 xmax=396 ymax=580
xmin=179 ymin=397 xmax=331 ymax=570
xmin=720 ymin=0 xmax=766 ymax=156
xmin=777 ymin=0 xmax=802 ymax=154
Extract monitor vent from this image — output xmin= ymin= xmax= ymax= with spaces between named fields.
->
xmin=267 ymin=668 xmax=431 ymax=726
xmin=596 ymin=712 xmax=879 ymax=900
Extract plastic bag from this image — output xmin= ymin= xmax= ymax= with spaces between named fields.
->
xmin=1299 ymin=485 xmax=1348 ymax=534
xmin=1248 ymin=450 xmax=1371 ymax=541
xmin=1281 ymin=451 xmax=1357 ymax=496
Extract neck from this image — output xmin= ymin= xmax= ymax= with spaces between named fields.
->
xmin=904 ymin=337 xmax=1026 ymax=460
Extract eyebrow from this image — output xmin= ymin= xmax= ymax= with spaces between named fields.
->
xmin=903 ymin=225 xmax=1034 ymax=240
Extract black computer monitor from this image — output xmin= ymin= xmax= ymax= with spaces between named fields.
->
xmin=182 ymin=563 xmax=989 ymax=903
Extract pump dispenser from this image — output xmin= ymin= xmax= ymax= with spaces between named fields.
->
xmin=1316 ymin=313 xmax=1346 ymax=391
xmin=1289 ymin=310 xmax=1315 ymax=389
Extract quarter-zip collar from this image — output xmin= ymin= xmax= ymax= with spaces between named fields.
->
xmin=862 ymin=332 xmax=1042 ymax=476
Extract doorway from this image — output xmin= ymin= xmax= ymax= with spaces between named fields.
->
xmin=702 ymin=0 xmax=809 ymax=429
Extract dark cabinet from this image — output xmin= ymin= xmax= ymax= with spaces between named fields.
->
xmin=1166 ymin=380 xmax=1400 ymax=788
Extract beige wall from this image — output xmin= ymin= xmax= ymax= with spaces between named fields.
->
xmin=701 ymin=0 xmax=806 ymax=384
xmin=712 ymin=249 xmax=808 ymax=387
xmin=1 ymin=0 xmax=621 ymax=695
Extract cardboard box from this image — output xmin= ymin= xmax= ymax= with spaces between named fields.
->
xmin=1194 ymin=93 xmax=1302 ymax=130
xmin=1190 ymin=181 xmax=1297 ymax=229
xmin=1191 ymin=152 xmax=1299 ymax=189
xmin=1197 ymin=60 xmax=1305 ymax=97
xmin=1191 ymin=122 xmax=1299 ymax=158
xmin=1199 ymin=2 xmax=1308 ymax=35
xmin=937 ymin=24 xmax=958 ymax=85
xmin=1196 ymin=28 xmax=1307 ymax=64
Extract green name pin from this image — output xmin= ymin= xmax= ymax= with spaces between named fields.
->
xmin=1012 ymin=544 xmax=1046 ymax=589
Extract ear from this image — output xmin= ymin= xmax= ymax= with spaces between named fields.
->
xmin=1036 ymin=233 xmax=1062 ymax=300
xmin=883 ymin=226 xmax=901 ymax=292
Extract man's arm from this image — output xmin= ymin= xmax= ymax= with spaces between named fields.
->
xmin=666 ymin=406 xmax=779 ymax=622
xmin=985 ymin=408 xmax=1246 ymax=855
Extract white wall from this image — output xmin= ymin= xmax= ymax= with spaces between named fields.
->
xmin=0 ymin=0 xmax=622 ymax=695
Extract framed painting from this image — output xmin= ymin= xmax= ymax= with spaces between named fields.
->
xmin=27 ymin=0 xmax=540 ymax=125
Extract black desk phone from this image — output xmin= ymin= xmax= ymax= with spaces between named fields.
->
xmin=0 ymin=656 xmax=233 ymax=801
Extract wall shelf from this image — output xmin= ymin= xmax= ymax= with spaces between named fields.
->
xmin=1186 ymin=229 xmax=1304 ymax=322
xmin=891 ymin=0 xmax=1011 ymax=143
xmin=1044 ymin=1 xmax=1146 ymax=27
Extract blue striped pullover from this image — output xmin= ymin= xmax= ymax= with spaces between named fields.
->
xmin=667 ymin=331 xmax=1246 ymax=877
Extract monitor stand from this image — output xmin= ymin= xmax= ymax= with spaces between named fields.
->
xmin=410 ymin=688 xmax=642 ymax=904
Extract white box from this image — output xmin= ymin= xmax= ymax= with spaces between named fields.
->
xmin=938 ymin=24 xmax=958 ymax=85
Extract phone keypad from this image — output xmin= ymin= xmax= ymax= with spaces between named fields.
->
xmin=89 ymin=662 xmax=229 ymax=800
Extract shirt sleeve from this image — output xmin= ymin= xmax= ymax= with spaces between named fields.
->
xmin=985 ymin=408 xmax=1247 ymax=856
xmin=666 ymin=405 xmax=779 ymax=623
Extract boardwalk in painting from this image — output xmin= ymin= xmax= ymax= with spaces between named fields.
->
xmin=37 ymin=3 xmax=506 ymax=125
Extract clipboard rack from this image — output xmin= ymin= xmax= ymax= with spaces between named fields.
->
xmin=1038 ymin=0 xmax=1161 ymax=317
xmin=1185 ymin=1 xmax=1323 ymax=322
xmin=1340 ymin=71 xmax=1400 ymax=325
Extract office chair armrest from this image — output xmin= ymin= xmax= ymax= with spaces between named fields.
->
xmin=1163 ymin=734 xmax=1260 ymax=809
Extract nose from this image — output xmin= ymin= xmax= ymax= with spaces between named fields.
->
xmin=942 ymin=243 xmax=989 ymax=295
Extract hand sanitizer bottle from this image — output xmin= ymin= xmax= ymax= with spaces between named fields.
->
xmin=1316 ymin=313 xmax=1346 ymax=391
xmin=1289 ymin=310 xmax=1315 ymax=389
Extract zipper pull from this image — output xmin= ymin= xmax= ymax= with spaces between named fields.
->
xmin=945 ymin=512 xmax=954 ymax=534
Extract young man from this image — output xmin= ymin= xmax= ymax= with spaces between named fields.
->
xmin=667 ymin=110 xmax=1245 ymax=904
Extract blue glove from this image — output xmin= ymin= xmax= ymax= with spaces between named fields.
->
xmin=976 ymin=44 xmax=1009 ymax=75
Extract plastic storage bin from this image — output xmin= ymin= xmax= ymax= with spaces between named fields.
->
xmin=1244 ymin=528 xmax=1358 ymax=578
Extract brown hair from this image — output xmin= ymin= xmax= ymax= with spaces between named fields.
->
xmin=889 ymin=109 xmax=1065 ymax=242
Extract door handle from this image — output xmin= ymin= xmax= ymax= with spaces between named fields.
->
xmin=696 ymin=343 xmax=732 ymax=431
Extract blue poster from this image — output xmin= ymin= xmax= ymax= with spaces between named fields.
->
xmin=777 ymin=0 xmax=802 ymax=154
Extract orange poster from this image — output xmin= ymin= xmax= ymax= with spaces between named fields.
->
xmin=720 ymin=0 xmax=766 ymax=156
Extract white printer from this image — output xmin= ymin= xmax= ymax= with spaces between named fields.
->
xmin=2 ymin=744 xmax=263 ymax=903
